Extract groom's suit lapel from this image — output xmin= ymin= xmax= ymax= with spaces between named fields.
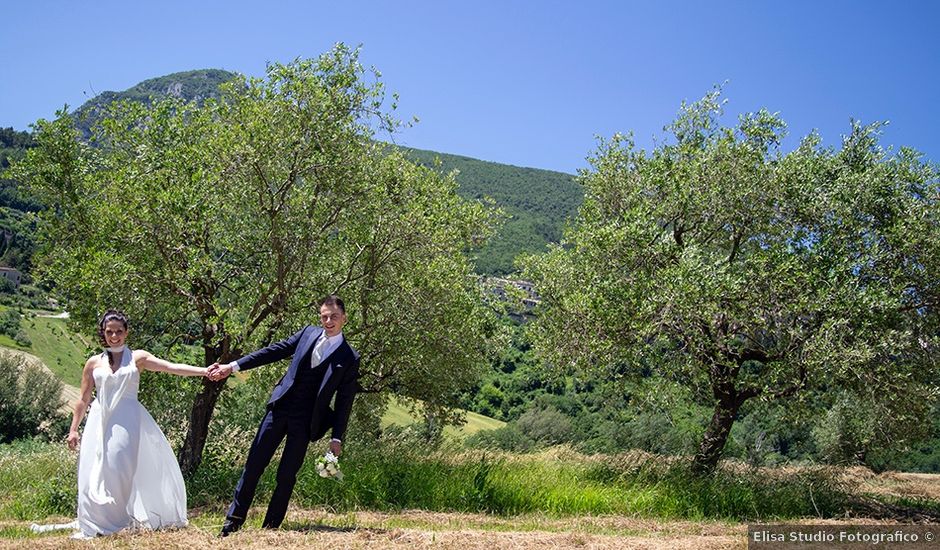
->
xmin=288 ymin=326 xmax=322 ymax=379
xmin=316 ymin=341 xmax=351 ymax=398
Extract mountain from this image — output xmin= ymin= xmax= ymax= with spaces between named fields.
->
xmin=4 ymin=69 xmax=583 ymax=276
xmin=72 ymin=69 xmax=238 ymax=136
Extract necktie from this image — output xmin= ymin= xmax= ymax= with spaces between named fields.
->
xmin=311 ymin=334 xmax=329 ymax=367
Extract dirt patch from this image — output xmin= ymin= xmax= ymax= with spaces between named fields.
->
xmin=865 ymin=472 xmax=940 ymax=502
xmin=0 ymin=510 xmax=750 ymax=549
xmin=13 ymin=507 xmax=940 ymax=550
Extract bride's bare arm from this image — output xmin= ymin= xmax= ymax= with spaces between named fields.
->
xmin=134 ymin=350 xmax=208 ymax=377
xmin=67 ymin=358 xmax=97 ymax=451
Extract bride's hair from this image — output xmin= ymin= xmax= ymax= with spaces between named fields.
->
xmin=98 ymin=310 xmax=129 ymax=367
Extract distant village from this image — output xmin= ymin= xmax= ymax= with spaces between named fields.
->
xmin=486 ymin=277 xmax=539 ymax=319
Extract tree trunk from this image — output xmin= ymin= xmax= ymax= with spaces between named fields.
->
xmin=177 ymin=341 xmax=229 ymax=477
xmin=691 ymin=394 xmax=742 ymax=475
xmin=178 ymin=378 xmax=226 ymax=476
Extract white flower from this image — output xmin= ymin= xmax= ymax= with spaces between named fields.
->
xmin=315 ymin=451 xmax=343 ymax=481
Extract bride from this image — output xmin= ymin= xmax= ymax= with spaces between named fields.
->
xmin=59 ymin=310 xmax=208 ymax=538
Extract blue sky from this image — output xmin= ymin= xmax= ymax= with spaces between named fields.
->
xmin=2 ymin=1 xmax=938 ymax=174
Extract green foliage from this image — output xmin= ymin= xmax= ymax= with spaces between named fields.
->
xmin=459 ymin=321 xmax=564 ymax=421
xmin=135 ymin=347 xmax=208 ymax=449
xmin=0 ymin=129 xmax=43 ymax=310
xmin=0 ymin=286 xmax=50 ymax=311
xmin=460 ymin=320 xmax=709 ymax=455
xmin=0 ymin=128 xmax=41 ymax=215
xmin=463 ymin=322 xmax=932 ymax=471
xmin=888 ymin=403 xmax=940 ymax=473
xmin=0 ymin=207 xmax=38 ymax=273
xmin=0 ymin=308 xmax=19 ymax=338
xmin=522 ymin=87 xmax=940 ymax=472
xmin=465 ymin=423 xmax=536 ymax=452
xmin=12 ymin=330 xmax=30 ymax=347
xmin=515 ymin=405 xmax=575 ymax=445
xmin=0 ymin=354 xmax=67 ymax=443
xmin=809 ymin=392 xmax=933 ymax=472
xmin=11 ymin=45 xmax=500 ymax=472
xmin=725 ymin=402 xmax=817 ymax=467
xmin=0 ymin=128 xmax=34 ymax=154
xmin=404 ymin=147 xmax=582 ymax=275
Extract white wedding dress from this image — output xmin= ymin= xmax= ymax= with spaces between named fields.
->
xmin=72 ymin=348 xmax=187 ymax=537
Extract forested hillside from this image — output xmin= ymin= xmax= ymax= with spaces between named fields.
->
xmin=0 ymin=128 xmax=38 ymax=274
xmin=402 ymin=147 xmax=581 ymax=274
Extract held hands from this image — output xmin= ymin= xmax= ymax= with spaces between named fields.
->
xmin=206 ymin=362 xmax=234 ymax=382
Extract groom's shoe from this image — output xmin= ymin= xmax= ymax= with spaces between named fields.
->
xmin=219 ymin=518 xmax=243 ymax=537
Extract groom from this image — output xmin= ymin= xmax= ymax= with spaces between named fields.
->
xmin=208 ymin=295 xmax=360 ymax=536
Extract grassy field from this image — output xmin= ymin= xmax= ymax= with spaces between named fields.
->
xmin=17 ymin=314 xmax=92 ymax=388
xmin=382 ymin=397 xmax=505 ymax=437
xmin=1 ymin=440 xmax=938 ymax=548
xmin=0 ymin=334 xmax=22 ymax=351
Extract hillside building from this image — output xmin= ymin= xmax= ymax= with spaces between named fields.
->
xmin=0 ymin=267 xmax=21 ymax=288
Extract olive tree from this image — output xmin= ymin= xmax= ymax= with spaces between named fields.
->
xmin=13 ymin=45 xmax=498 ymax=475
xmin=523 ymin=89 xmax=940 ymax=473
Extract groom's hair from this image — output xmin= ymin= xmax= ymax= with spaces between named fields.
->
xmin=97 ymin=309 xmax=129 ymax=347
xmin=319 ymin=295 xmax=345 ymax=314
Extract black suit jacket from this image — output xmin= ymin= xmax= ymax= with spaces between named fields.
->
xmin=235 ymin=326 xmax=360 ymax=441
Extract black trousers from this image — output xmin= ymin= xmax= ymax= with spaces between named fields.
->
xmin=226 ymin=401 xmax=313 ymax=528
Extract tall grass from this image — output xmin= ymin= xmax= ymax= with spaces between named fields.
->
xmin=1 ymin=438 xmax=860 ymax=524
xmin=189 ymin=439 xmax=854 ymax=521
xmin=0 ymin=439 xmax=75 ymax=520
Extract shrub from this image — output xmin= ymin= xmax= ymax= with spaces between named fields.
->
xmin=516 ymin=405 xmax=574 ymax=445
xmin=12 ymin=330 xmax=30 ymax=347
xmin=0 ymin=354 xmax=67 ymax=443
xmin=465 ymin=424 xmax=535 ymax=452
xmin=0 ymin=308 xmax=19 ymax=338
xmin=809 ymin=394 xmax=920 ymax=471
xmin=0 ymin=278 xmax=15 ymax=294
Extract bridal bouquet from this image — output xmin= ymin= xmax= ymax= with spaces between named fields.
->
xmin=315 ymin=451 xmax=344 ymax=481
